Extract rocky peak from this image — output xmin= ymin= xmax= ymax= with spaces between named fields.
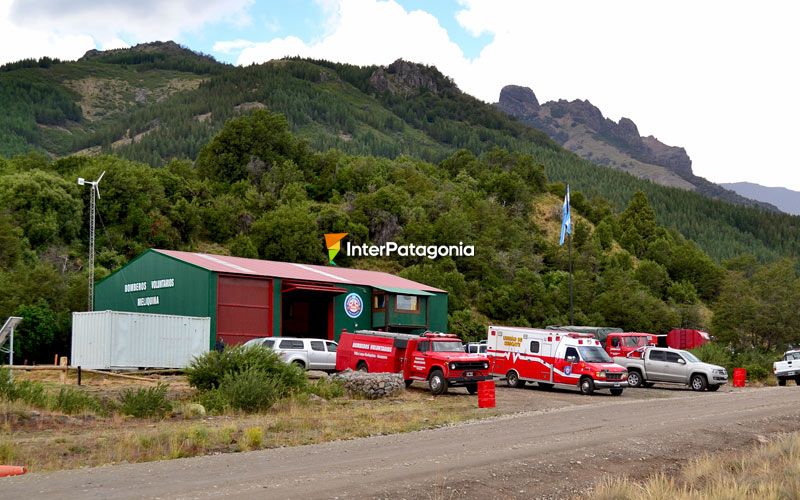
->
xmin=80 ymin=41 xmax=215 ymax=63
xmin=369 ymin=59 xmax=457 ymax=96
xmin=497 ymin=85 xmax=540 ymax=116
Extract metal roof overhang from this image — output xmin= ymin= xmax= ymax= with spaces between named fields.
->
xmin=281 ymin=281 xmax=348 ymax=294
xmin=373 ymin=286 xmax=435 ymax=296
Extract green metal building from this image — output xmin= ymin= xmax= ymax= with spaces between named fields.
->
xmin=94 ymin=249 xmax=448 ymax=347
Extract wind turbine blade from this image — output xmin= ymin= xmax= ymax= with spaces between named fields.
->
xmin=95 ymin=184 xmax=101 ymax=199
xmin=96 ymin=171 xmax=105 ymax=183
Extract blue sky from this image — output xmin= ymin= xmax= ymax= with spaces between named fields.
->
xmin=1 ymin=0 xmax=799 ymax=189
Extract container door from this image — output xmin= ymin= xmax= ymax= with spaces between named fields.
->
xmin=217 ymin=275 xmax=272 ymax=346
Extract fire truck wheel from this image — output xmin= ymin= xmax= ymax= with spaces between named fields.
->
xmin=579 ymin=377 xmax=595 ymax=395
xmin=609 ymin=388 xmax=624 ymax=396
xmin=627 ymin=370 xmax=643 ymax=388
xmin=466 ymin=383 xmax=478 ymax=395
xmin=405 ymin=380 xmax=414 ymax=388
xmin=690 ymin=374 xmax=707 ymax=391
xmin=356 ymin=361 xmax=368 ymax=373
xmin=506 ymin=371 xmax=524 ymax=388
xmin=428 ymin=370 xmax=448 ymax=395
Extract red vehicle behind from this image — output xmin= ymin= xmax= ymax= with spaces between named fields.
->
xmin=666 ymin=329 xmax=710 ymax=350
xmin=487 ymin=325 xmax=628 ymax=395
xmin=336 ymin=330 xmax=491 ymax=395
xmin=604 ymin=332 xmax=657 ymax=359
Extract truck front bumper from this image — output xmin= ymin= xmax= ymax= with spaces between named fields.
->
xmin=775 ymin=370 xmax=797 ymax=379
xmin=447 ymin=375 xmax=492 ymax=386
xmin=593 ymin=380 xmax=626 ymax=389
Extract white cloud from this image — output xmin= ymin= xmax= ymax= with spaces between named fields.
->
xmin=213 ymin=39 xmax=258 ymax=54
xmin=218 ymin=0 xmax=800 ymax=189
xmin=0 ymin=0 xmax=253 ymax=63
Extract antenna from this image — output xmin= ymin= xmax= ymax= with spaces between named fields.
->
xmin=78 ymin=171 xmax=105 ymax=311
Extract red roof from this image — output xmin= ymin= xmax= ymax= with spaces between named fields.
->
xmin=154 ymin=249 xmax=445 ymax=293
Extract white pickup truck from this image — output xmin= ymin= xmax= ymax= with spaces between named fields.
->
xmin=773 ymin=350 xmax=800 ymax=386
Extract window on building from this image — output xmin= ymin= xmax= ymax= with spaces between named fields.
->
xmin=373 ymin=293 xmax=386 ymax=311
xmin=310 ymin=341 xmax=325 ymax=352
xmin=395 ymin=294 xmax=419 ymax=312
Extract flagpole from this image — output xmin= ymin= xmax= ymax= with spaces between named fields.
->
xmin=568 ymin=231 xmax=574 ymax=325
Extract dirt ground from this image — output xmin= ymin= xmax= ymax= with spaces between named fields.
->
xmin=4 ymin=381 xmax=799 ymax=499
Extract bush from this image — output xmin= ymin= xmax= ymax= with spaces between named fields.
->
xmin=691 ymin=343 xmax=733 ymax=372
xmin=197 ymin=388 xmax=228 ymax=415
xmin=218 ymin=369 xmax=281 ymax=412
xmin=119 ymin=384 xmax=172 ymax=418
xmin=186 ymin=344 xmax=306 ymax=393
xmin=9 ymin=380 xmax=48 ymax=408
xmin=0 ymin=368 xmax=12 ymax=399
xmin=306 ymin=378 xmax=345 ymax=400
xmin=241 ymin=426 xmax=264 ymax=450
xmin=51 ymin=387 xmax=103 ymax=415
xmin=691 ymin=344 xmax=776 ymax=382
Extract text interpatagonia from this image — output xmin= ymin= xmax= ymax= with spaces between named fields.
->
xmin=345 ymin=241 xmax=474 ymax=259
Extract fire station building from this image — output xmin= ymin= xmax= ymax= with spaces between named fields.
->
xmin=94 ymin=249 xmax=448 ymax=348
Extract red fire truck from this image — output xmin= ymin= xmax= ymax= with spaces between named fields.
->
xmin=336 ymin=330 xmax=491 ymax=395
xmin=603 ymin=332 xmax=657 ymax=359
xmin=487 ymin=325 xmax=628 ymax=395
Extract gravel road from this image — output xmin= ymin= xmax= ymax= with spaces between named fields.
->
xmin=4 ymin=386 xmax=800 ymax=499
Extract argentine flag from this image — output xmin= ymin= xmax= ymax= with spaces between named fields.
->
xmin=559 ymin=185 xmax=571 ymax=246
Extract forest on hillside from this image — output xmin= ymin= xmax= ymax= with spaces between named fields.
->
xmin=2 ymin=53 xmax=800 ymax=265
xmin=1 ymin=109 xmax=798 ymax=371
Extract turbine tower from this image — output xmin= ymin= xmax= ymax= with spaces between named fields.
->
xmin=78 ymin=171 xmax=105 ymax=311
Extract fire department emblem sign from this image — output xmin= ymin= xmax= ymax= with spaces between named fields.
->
xmin=344 ymin=293 xmax=363 ymax=319
xmin=564 ymin=365 xmax=572 ymax=375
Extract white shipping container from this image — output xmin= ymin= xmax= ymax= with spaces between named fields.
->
xmin=71 ymin=311 xmax=210 ymax=369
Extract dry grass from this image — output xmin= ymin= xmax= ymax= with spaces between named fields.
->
xmin=591 ymin=433 xmax=800 ymax=499
xmin=2 ymin=371 xmax=499 ymax=472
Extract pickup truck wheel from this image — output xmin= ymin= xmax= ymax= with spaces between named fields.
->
xmin=404 ymin=380 xmax=414 ymax=388
xmin=778 ymin=378 xmax=787 ymax=386
xmin=627 ymin=371 xmax=643 ymax=388
xmin=690 ymin=374 xmax=708 ymax=391
xmin=707 ymin=384 xmax=721 ymax=392
xmin=428 ymin=370 xmax=448 ymax=395
xmin=466 ymin=383 xmax=478 ymax=395
xmin=609 ymin=388 xmax=624 ymax=396
xmin=795 ymin=376 xmax=800 ymax=386
xmin=291 ymin=360 xmax=306 ymax=370
xmin=356 ymin=361 xmax=368 ymax=373
xmin=506 ymin=371 xmax=523 ymax=388
xmin=579 ymin=377 xmax=595 ymax=395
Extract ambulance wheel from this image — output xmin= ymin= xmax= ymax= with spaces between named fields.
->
xmin=609 ymin=388 xmax=624 ymax=396
xmin=428 ymin=370 xmax=448 ymax=395
xmin=579 ymin=377 xmax=595 ymax=395
xmin=466 ymin=383 xmax=478 ymax=395
xmin=690 ymin=374 xmax=707 ymax=391
xmin=405 ymin=380 xmax=414 ymax=388
xmin=626 ymin=370 xmax=643 ymax=388
xmin=356 ymin=361 xmax=368 ymax=373
xmin=506 ymin=371 xmax=523 ymax=388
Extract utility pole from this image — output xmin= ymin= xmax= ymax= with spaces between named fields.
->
xmin=78 ymin=172 xmax=104 ymax=311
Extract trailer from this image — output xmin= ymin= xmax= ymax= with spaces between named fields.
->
xmin=71 ymin=310 xmax=210 ymax=369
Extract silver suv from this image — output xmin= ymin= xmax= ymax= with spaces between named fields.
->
xmin=243 ymin=337 xmax=338 ymax=371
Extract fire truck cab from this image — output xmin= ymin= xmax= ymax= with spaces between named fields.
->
xmin=604 ymin=332 xmax=657 ymax=358
xmin=336 ymin=330 xmax=491 ymax=395
xmin=487 ymin=325 xmax=628 ymax=395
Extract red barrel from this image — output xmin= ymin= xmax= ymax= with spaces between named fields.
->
xmin=0 ymin=465 xmax=27 ymax=478
xmin=477 ymin=380 xmax=496 ymax=408
xmin=733 ymin=368 xmax=746 ymax=387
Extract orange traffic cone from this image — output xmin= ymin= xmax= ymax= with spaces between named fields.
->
xmin=0 ymin=465 xmax=27 ymax=477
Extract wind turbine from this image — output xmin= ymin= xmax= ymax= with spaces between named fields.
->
xmin=78 ymin=171 xmax=105 ymax=311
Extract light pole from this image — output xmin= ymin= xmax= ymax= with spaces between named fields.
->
xmin=78 ymin=172 xmax=104 ymax=312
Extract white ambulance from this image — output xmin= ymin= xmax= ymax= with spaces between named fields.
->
xmin=487 ymin=325 xmax=628 ymax=395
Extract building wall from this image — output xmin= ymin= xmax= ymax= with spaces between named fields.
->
xmin=94 ymin=250 xmax=216 ymax=347
xmin=427 ymin=293 xmax=449 ymax=332
xmin=332 ymin=284 xmax=372 ymax=341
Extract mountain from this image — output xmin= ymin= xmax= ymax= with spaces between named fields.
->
xmin=495 ymin=85 xmax=776 ymax=211
xmin=1 ymin=42 xmax=800 ymax=263
xmin=721 ymin=182 xmax=800 ymax=215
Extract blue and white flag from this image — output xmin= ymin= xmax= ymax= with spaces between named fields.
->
xmin=559 ymin=185 xmax=571 ymax=246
